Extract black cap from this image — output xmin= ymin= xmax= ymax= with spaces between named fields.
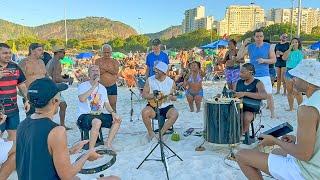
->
xmin=152 ymin=39 xmax=161 ymax=46
xmin=28 ymin=78 xmax=68 ymax=108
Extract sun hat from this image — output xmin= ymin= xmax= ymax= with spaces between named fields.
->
xmin=289 ymin=59 xmax=320 ymax=87
xmin=154 ymin=61 xmax=168 ymax=74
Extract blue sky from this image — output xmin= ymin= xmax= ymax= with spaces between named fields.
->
xmin=0 ymin=0 xmax=318 ymax=33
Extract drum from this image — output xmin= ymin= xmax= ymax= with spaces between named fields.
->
xmin=204 ymin=98 xmax=241 ymax=144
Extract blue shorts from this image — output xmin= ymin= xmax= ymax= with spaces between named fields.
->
xmin=185 ymin=89 xmax=204 ymax=97
xmin=286 ymin=68 xmax=294 ymax=79
xmin=0 ymin=113 xmax=20 ymax=131
xmin=105 ymin=84 xmax=118 ymax=96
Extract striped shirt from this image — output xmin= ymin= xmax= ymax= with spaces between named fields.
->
xmin=0 ymin=62 xmax=26 ymax=116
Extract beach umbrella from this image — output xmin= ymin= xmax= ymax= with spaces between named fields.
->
xmin=112 ymin=52 xmax=127 ymax=60
xmin=76 ymin=52 xmax=93 ymax=59
xmin=201 ymin=39 xmax=229 ymax=49
xmin=60 ymin=56 xmax=74 ymax=65
xmin=310 ymin=41 xmax=320 ymax=50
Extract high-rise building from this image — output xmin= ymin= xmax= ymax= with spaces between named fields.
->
xmin=217 ymin=5 xmax=265 ymax=36
xmin=183 ymin=6 xmax=214 ymax=33
xmin=269 ymin=8 xmax=320 ymax=34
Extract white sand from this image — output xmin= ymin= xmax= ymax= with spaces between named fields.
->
xmin=9 ymin=80 xmax=299 ymax=180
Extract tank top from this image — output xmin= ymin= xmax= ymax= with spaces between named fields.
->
xmin=16 ymin=117 xmax=60 ymax=180
xmin=148 ymin=75 xmax=174 ymax=108
xmin=248 ymin=43 xmax=270 ymax=77
xmin=236 ymin=79 xmax=261 ymax=112
xmin=296 ymin=90 xmax=320 ymax=179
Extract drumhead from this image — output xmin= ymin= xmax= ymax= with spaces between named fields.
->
xmin=205 ymin=98 xmax=240 ymax=104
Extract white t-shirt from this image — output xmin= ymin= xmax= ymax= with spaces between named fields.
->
xmin=78 ymin=81 xmax=108 ymax=116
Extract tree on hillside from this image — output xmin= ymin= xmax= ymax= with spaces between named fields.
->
xmin=311 ymin=26 xmax=320 ymax=35
xmin=108 ymin=37 xmax=125 ymax=51
xmin=124 ymin=35 xmax=149 ymax=52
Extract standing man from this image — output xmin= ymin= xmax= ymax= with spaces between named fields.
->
xmin=46 ymin=46 xmax=73 ymax=130
xmin=145 ymin=39 xmax=169 ymax=79
xmin=18 ymin=43 xmax=47 ymax=116
xmin=0 ymin=43 xmax=30 ymax=141
xmin=235 ymin=60 xmax=320 ymax=180
xmin=274 ymin=33 xmax=290 ymax=95
xmin=237 ymin=29 xmax=276 ymax=118
xmin=95 ymin=44 xmax=119 ymax=112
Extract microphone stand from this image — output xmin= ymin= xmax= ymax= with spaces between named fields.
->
xmin=129 ymin=88 xmax=140 ymax=122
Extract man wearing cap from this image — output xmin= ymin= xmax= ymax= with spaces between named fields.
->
xmin=16 ymin=78 xmax=99 ymax=179
xmin=18 ymin=43 xmax=47 ymax=116
xmin=0 ymin=43 xmax=30 ymax=141
xmin=46 ymin=46 xmax=73 ymax=130
xmin=145 ymin=39 xmax=169 ymax=79
xmin=77 ymin=65 xmax=121 ymax=151
xmin=141 ymin=61 xmax=178 ymax=140
xmin=236 ymin=60 xmax=320 ymax=180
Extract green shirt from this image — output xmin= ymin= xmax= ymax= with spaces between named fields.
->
xmin=287 ymin=50 xmax=303 ymax=69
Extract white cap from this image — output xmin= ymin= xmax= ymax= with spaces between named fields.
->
xmin=154 ymin=61 xmax=168 ymax=74
xmin=289 ymin=59 xmax=320 ymax=87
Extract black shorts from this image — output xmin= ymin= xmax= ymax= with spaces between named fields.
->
xmin=275 ymin=59 xmax=286 ymax=68
xmin=77 ymin=113 xmax=113 ymax=130
xmin=147 ymin=104 xmax=174 ymax=118
xmin=0 ymin=112 xmax=20 ymax=131
xmin=105 ymin=84 xmax=117 ymax=96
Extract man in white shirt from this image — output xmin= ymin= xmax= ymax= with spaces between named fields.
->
xmin=141 ymin=61 xmax=178 ymax=140
xmin=77 ymin=65 xmax=121 ymax=151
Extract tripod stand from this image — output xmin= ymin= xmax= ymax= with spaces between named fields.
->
xmin=129 ymin=89 xmax=140 ymax=122
xmin=137 ymin=96 xmax=183 ymax=180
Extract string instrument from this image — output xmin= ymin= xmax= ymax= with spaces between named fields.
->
xmin=148 ymin=92 xmax=174 ymax=108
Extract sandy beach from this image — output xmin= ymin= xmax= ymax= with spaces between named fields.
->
xmin=8 ymin=80 xmax=299 ymax=180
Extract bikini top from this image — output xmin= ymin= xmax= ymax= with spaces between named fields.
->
xmin=188 ymin=73 xmax=202 ymax=83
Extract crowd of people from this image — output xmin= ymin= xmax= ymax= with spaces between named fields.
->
xmin=0 ymin=28 xmax=319 ymax=180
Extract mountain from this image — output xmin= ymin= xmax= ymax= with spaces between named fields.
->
xmin=0 ymin=17 xmax=138 ymax=42
xmin=145 ymin=25 xmax=183 ymax=40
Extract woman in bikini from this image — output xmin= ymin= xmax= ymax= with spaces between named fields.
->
xmin=184 ymin=61 xmax=203 ymax=112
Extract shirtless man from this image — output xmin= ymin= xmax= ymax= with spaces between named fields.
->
xmin=18 ymin=43 xmax=47 ymax=116
xmin=46 ymin=46 xmax=73 ymax=130
xmin=95 ymin=44 xmax=119 ymax=112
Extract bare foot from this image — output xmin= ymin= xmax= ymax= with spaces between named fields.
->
xmin=275 ymin=92 xmax=280 ymax=95
xmin=190 ymin=109 xmax=194 ymax=112
xmin=196 ymin=110 xmax=201 ymax=113
xmin=88 ymin=151 xmax=102 ymax=161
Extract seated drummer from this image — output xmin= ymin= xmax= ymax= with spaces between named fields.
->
xmin=234 ymin=63 xmax=267 ymax=134
xmin=141 ymin=61 xmax=179 ymax=141
xmin=77 ymin=65 xmax=121 ymax=151
xmin=236 ymin=60 xmax=320 ymax=180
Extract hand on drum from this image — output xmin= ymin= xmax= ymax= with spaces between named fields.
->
xmin=258 ymin=134 xmax=277 ymax=147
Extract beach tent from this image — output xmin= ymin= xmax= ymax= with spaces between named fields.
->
xmin=112 ymin=52 xmax=127 ymax=60
xmin=201 ymin=39 xmax=229 ymax=49
xmin=76 ymin=52 xmax=93 ymax=59
xmin=310 ymin=41 xmax=320 ymax=50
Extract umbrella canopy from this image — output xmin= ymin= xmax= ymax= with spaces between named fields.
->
xmin=310 ymin=41 xmax=320 ymax=50
xmin=201 ymin=39 xmax=229 ymax=49
xmin=112 ymin=52 xmax=127 ymax=60
xmin=60 ymin=56 xmax=74 ymax=65
xmin=76 ymin=52 xmax=93 ymax=59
